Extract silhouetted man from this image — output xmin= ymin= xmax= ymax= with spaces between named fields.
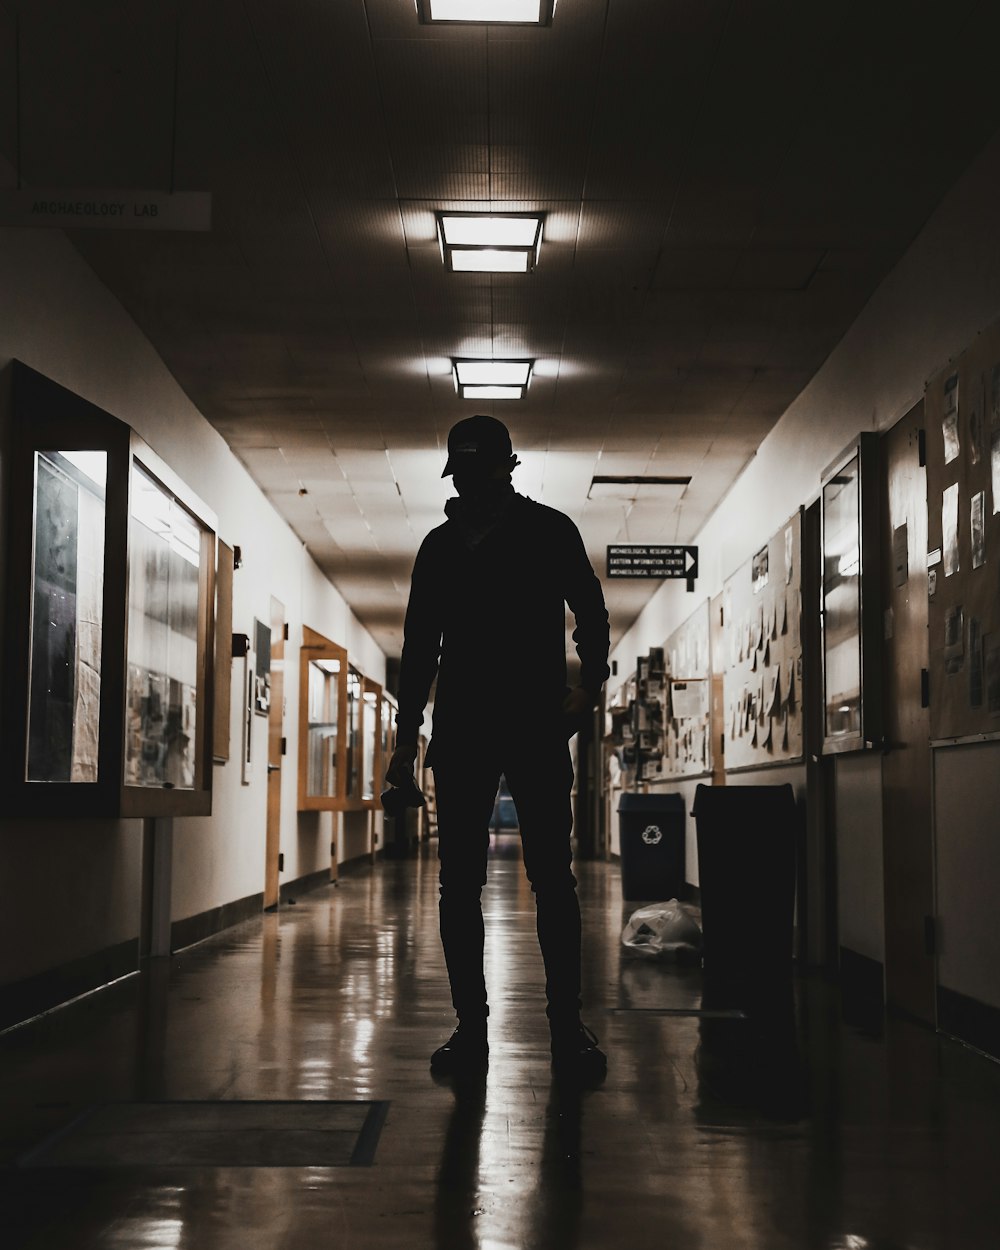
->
xmin=387 ymin=415 xmax=610 ymax=1082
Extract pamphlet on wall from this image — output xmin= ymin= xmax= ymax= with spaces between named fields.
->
xmin=943 ymin=483 xmax=960 ymax=576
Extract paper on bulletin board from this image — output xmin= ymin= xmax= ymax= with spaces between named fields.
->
xmin=670 ymin=679 xmax=709 ymax=721
xmin=942 ymin=372 xmax=960 ymax=463
xmin=942 ymin=483 xmax=960 ymax=576
xmin=971 ymin=491 xmax=986 ymax=569
xmin=992 ymin=364 xmax=1000 ymax=513
xmin=752 ymin=545 xmax=769 ymax=594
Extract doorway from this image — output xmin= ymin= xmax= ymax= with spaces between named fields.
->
xmin=264 ymin=596 xmax=285 ymax=911
xmin=879 ymin=401 xmax=935 ymax=1022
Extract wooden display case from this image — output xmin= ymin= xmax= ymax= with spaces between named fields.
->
xmin=297 ymin=627 xmax=382 ymax=811
xmin=3 ymin=362 xmax=218 ymax=817
xmin=361 ymin=676 xmax=384 ymax=809
xmin=298 ymin=626 xmax=348 ymax=811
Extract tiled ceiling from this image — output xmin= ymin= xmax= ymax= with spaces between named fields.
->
xmin=4 ymin=0 xmax=1000 ymax=658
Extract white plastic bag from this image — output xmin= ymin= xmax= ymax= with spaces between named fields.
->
xmin=621 ymin=900 xmax=703 ymax=960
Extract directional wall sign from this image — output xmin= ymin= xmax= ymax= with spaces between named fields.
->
xmin=0 ymin=189 xmax=212 ymax=231
xmin=606 ymin=544 xmax=699 ymax=580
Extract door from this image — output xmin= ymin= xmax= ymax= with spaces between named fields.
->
xmin=264 ymin=596 xmax=285 ymax=911
xmin=880 ymin=401 xmax=935 ymax=1021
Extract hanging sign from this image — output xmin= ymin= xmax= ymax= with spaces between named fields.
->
xmin=0 ymin=189 xmax=212 ymax=231
xmin=606 ymin=544 xmax=698 ymax=579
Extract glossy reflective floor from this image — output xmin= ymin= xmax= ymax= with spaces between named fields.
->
xmin=3 ymin=839 xmax=1000 ymax=1249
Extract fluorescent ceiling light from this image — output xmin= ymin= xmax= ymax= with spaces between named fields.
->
xmin=452 ymin=249 xmax=529 ymax=273
xmin=442 ymin=216 xmax=540 ymax=246
xmin=437 ymin=213 xmax=543 ymax=273
xmin=462 ymin=385 xmax=524 ymax=400
xmin=419 ymin=1 xmax=555 ymax=25
xmin=588 ymin=475 xmax=691 ymax=502
xmin=453 ymin=358 xmax=533 ymax=399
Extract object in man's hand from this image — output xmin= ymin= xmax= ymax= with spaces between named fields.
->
xmin=381 ymin=774 xmax=426 ymax=818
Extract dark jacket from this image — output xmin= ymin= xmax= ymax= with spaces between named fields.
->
xmin=396 ymin=493 xmax=611 ymax=748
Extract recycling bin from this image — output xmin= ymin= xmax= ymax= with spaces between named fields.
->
xmin=617 ymin=792 xmax=685 ymax=901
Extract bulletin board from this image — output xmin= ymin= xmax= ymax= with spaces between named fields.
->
xmin=721 ymin=510 xmax=804 ymax=770
xmin=925 ymin=317 xmax=1000 ymax=739
xmin=662 ymin=600 xmax=712 ymax=779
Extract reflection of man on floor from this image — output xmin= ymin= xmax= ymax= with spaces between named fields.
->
xmin=387 ymin=415 xmax=610 ymax=1082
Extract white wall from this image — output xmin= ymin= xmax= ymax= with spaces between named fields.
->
xmin=934 ymin=741 xmax=1000 ymax=1011
xmin=0 ymin=222 xmax=385 ymax=988
xmin=609 ymin=128 xmax=1000 ymax=972
xmin=833 ymin=754 xmax=885 ymax=965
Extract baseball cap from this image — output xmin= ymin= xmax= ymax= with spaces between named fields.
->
xmin=441 ymin=414 xmax=514 ymax=478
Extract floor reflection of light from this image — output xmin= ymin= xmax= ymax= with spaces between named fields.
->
xmin=353 ymin=1016 xmax=375 ymax=1067
xmin=302 ymin=1165 xmax=333 ymax=1190
xmin=110 ymin=1214 xmax=184 ymax=1249
xmin=296 ymin=1056 xmax=335 ymax=1097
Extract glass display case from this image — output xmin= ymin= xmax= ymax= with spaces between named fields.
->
xmin=820 ymin=433 xmax=882 ymax=753
xmin=298 ymin=627 xmax=347 ymax=810
xmin=298 ymin=625 xmax=385 ymax=811
xmin=345 ymin=666 xmax=363 ymax=805
xmin=381 ymin=691 xmax=397 ymax=781
xmin=361 ymin=677 xmax=383 ymax=807
xmin=4 ymin=362 xmax=218 ymax=816
xmin=297 ymin=629 xmax=384 ymax=811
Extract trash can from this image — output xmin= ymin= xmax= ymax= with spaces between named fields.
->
xmin=617 ymin=792 xmax=685 ymax=901
xmin=383 ymin=807 xmax=418 ymax=858
xmin=692 ymin=783 xmax=797 ymax=1007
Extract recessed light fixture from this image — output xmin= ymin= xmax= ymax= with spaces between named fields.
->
xmin=588 ymin=475 xmax=692 ymax=501
xmin=417 ymin=0 xmax=556 ymax=25
xmin=437 ymin=213 xmax=544 ymax=273
xmin=453 ymin=359 xmax=533 ymax=400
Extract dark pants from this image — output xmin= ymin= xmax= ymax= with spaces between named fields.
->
xmin=432 ymin=732 xmax=582 ymax=1027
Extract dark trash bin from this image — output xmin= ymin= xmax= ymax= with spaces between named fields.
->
xmin=383 ymin=806 xmax=418 ymax=858
xmin=617 ymin=792 xmax=685 ymax=901
xmin=692 ymin=783 xmax=797 ymax=1009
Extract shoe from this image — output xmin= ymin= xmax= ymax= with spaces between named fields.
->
xmin=430 ymin=1024 xmax=489 ymax=1076
xmin=550 ymin=1020 xmax=607 ymax=1085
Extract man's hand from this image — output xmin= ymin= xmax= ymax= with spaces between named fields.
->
xmin=386 ymin=741 xmax=418 ymax=787
xmin=562 ymin=687 xmax=594 ymax=719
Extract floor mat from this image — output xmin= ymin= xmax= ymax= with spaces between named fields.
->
xmin=18 ymin=1100 xmax=389 ymax=1168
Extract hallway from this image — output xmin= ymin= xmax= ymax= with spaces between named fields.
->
xmin=3 ymin=845 xmax=1000 ymax=1250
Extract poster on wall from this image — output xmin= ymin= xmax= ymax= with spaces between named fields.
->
xmin=971 ymin=490 xmax=986 ymax=569
xmin=942 ymin=483 xmax=960 ymax=576
xmin=942 ymin=371 xmax=961 ymax=463
xmin=721 ymin=511 xmax=804 ymax=770
xmin=659 ymin=602 xmax=712 ymax=780
xmin=254 ymin=618 xmax=272 ymax=715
